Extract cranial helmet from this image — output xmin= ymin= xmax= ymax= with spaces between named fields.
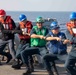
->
xmin=36 ymin=16 xmax=44 ymax=23
xmin=50 ymin=22 xmax=59 ymax=30
xmin=0 ymin=9 xmax=6 ymax=16
xmin=70 ymin=12 xmax=76 ymax=20
xmin=19 ymin=14 xmax=27 ymax=21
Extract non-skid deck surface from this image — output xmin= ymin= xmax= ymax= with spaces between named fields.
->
xmin=0 ymin=63 xmax=67 ymax=75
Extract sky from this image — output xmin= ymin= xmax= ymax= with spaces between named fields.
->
xmin=0 ymin=0 xmax=76 ymax=11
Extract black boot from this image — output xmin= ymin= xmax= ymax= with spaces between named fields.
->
xmin=23 ymin=68 xmax=32 ymax=75
xmin=52 ymin=61 xmax=59 ymax=75
xmin=6 ymin=52 xmax=12 ymax=63
xmin=46 ymin=66 xmax=54 ymax=75
xmin=30 ymin=63 xmax=34 ymax=72
xmin=48 ymin=70 xmax=54 ymax=75
xmin=0 ymin=61 xmax=2 ymax=65
xmin=29 ymin=56 xmax=34 ymax=72
xmin=12 ymin=59 xmax=23 ymax=69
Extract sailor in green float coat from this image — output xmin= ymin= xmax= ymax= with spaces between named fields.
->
xmin=21 ymin=16 xmax=49 ymax=75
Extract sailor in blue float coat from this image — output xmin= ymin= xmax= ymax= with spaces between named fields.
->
xmin=43 ymin=22 xmax=69 ymax=75
xmin=47 ymin=31 xmax=67 ymax=54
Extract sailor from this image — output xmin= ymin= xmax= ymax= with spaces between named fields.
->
xmin=12 ymin=14 xmax=33 ymax=69
xmin=0 ymin=9 xmax=16 ymax=63
xmin=43 ymin=22 xmax=69 ymax=75
xmin=65 ymin=12 xmax=76 ymax=75
xmin=21 ymin=16 xmax=49 ymax=75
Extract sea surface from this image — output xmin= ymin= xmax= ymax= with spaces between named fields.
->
xmin=6 ymin=11 xmax=72 ymax=32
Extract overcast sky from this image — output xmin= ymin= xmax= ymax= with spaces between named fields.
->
xmin=0 ymin=0 xmax=76 ymax=11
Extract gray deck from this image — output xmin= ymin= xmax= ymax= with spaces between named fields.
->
xmin=0 ymin=64 xmax=67 ymax=75
xmin=0 ymin=46 xmax=71 ymax=75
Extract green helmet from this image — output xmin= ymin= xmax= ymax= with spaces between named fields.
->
xmin=36 ymin=16 xmax=44 ymax=23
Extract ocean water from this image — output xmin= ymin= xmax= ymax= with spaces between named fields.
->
xmin=6 ymin=11 xmax=71 ymax=22
xmin=6 ymin=11 xmax=72 ymax=32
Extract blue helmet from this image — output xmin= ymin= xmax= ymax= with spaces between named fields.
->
xmin=19 ymin=14 xmax=27 ymax=21
xmin=70 ymin=12 xmax=76 ymax=20
xmin=50 ymin=22 xmax=60 ymax=30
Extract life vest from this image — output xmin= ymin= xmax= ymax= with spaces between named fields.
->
xmin=47 ymin=32 xmax=67 ymax=54
xmin=0 ymin=16 xmax=13 ymax=30
xmin=19 ymin=21 xmax=32 ymax=40
xmin=66 ymin=22 xmax=76 ymax=44
xmin=66 ymin=22 xmax=76 ymax=36
xmin=31 ymin=26 xmax=47 ymax=47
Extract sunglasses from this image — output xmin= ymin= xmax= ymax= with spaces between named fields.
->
xmin=37 ymin=22 xmax=43 ymax=24
xmin=71 ymin=19 xmax=76 ymax=21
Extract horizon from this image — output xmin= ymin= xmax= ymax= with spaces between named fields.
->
xmin=6 ymin=11 xmax=72 ymax=12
